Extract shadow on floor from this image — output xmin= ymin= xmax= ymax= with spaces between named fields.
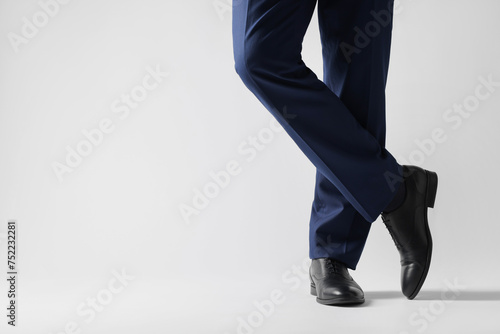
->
xmin=364 ymin=291 xmax=401 ymax=299
xmin=365 ymin=290 xmax=500 ymax=301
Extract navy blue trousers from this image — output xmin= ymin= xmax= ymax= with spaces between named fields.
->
xmin=232 ymin=0 xmax=403 ymax=269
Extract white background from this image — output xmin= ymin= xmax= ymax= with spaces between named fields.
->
xmin=1 ymin=0 xmax=499 ymax=333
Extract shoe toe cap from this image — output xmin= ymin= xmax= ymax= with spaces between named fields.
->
xmin=323 ymin=282 xmax=364 ymax=299
xmin=401 ymin=262 xmax=425 ymax=299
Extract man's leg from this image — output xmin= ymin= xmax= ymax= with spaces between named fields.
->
xmin=311 ymin=0 xmax=437 ymax=301
xmin=310 ymin=0 xmax=396 ymax=270
xmin=232 ymin=0 xmax=403 ymax=224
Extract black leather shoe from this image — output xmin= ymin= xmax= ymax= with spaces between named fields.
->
xmin=309 ymin=258 xmax=364 ymax=305
xmin=381 ymin=165 xmax=438 ymax=300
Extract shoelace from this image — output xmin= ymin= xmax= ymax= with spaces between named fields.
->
xmin=384 ymin=223 xmax=402 ymax=250
xmin=324 ymin=258 xmax=339 ymax=274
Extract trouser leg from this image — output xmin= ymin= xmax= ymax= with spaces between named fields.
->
xmin=309 ymin=0 xmax=397 ymax=269
xmin=232 ymin=0 xmax=402 ymax=223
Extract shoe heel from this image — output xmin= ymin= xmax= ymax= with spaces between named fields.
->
xmin=425 ymin=171 xmax=438 ymax=208
xmin=310 ymin=282 xmax=317 ymax=296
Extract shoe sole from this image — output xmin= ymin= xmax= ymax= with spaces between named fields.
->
xmin=407 ymin=170 xmax=438 ymax=300
xmin=310 ymin=283 xmax=365 ymax=305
